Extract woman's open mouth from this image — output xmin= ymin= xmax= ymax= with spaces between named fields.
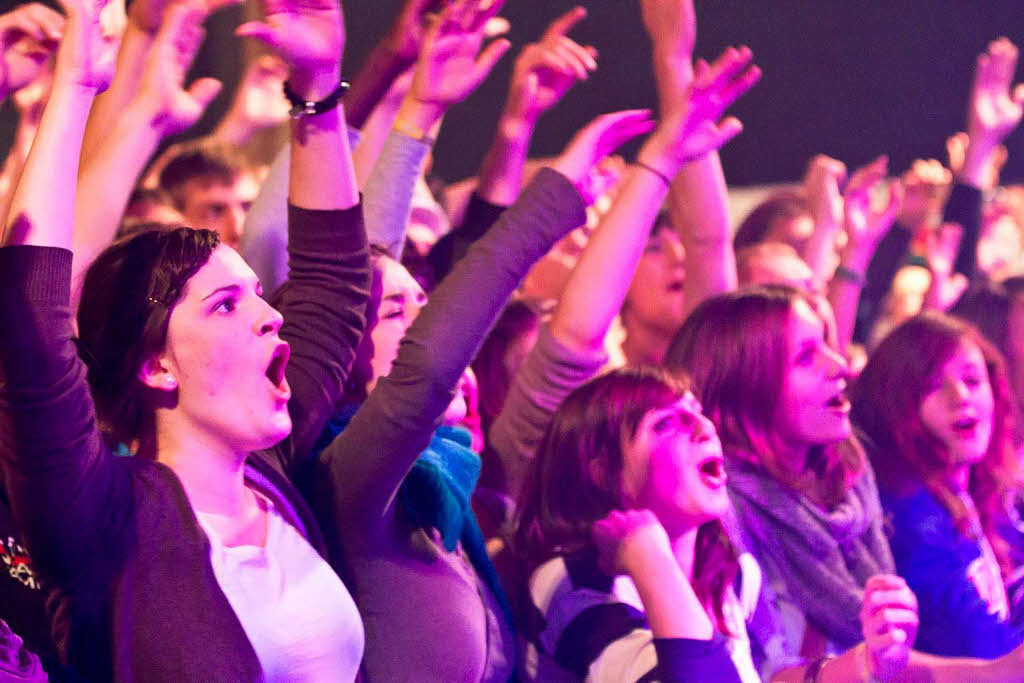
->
xmin=265 ymin=342 xmax=292 ymax=401
xmin=826 ymin=391 xmax=850 ymax=414
xmin=698 ymin=455 xmax=727 ymax=489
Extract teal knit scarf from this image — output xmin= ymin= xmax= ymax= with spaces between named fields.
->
xmin=317 ymin=406 xmax=512 ymax=624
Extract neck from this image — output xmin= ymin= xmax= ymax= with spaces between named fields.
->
xmin=620 ymin=315 xmax=672 ymax=366
xmin=154 ymin=411 xmax=250 ymax=516
xmin=670 ymin=526 xmax=699 ymax=583
xmin=948 ymin=464 xmax=971 ymax=493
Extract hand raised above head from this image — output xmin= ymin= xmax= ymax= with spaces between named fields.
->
xmin=382 ymin=0 xmax=445 ymax=64
xmin=639 ymin=0 xmax=695 ymax=62
xmin=0 ymin=3 xmax=64 ymax=98
xmin=968 ymin=37 xmax=1024 ymax=151
xmin=135 ymin=2 xmax=222 ymax=137
xmin=803 ymin=154 xmax=847 ymax=229
xmin=53 ymin=0 xmax=120 ymax=91
xmin=843 ymin=156 xmax=903 ymax=249
xmin=408 ymin=0 xmax=510 ymax=115
xmin=550 ymin=109 xmax=657 ymax=204
xmin=504 ymin=6 xmax=597 ymax=125
xmin=236 ymin=0 xmax=344 ymax=100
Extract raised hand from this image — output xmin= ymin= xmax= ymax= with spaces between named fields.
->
xmin=968 ymin=37 xmax=1024 ymax=150
xmin=803 ymin=154 xmax=847 ymax=230
xmin=213 ymin=54 xmax=290 ymax=145
xmin=382 ymin=0 xmax=445 ymax=64
xmin=0 ymin=3 xmax=63 ymax=99
xmin=947 ymin=131 xmax=1006 ymax=192
xmin=898 ymin=157 xmax=952 ymax=229
xmin=237 ymin=0 xmax=344 ymax=99
xmin=503 ymin=6 xmax=597 ymax=125
xmin=408 ymin=0 xmax=510 ymax=113
xmin=843 ymin=155 xmax=903 ymax=250
xmin=54 ymin=0 xmax=120 ymax=91
xmin=129 ymin=0 xmax=240 ymax=35
xmin=134 ymin=3 xmax=221 ymax=137
xmin=639 ymin=0 xmax=695 ymax=65
xmin=637 ymin=45 xmax=760 ymax=179
xmin=550 ymin=109 xmax=656 ymax=204
xmin=859 ymin=575 xmax=919 ymax=681
xmin=592 ymin=509 xmax=675 ymax=577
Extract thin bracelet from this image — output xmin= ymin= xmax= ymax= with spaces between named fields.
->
xmin=635 ymin=159 xmax=672 ymax=188
xmin=833 ymin=264 xmax=868 ymax=288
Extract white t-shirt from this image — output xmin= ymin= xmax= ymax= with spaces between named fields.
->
xmin=197 ymin=495 xmax=364 ymax=682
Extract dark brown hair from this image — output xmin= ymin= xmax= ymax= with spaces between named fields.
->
xmin=851 ymin=311 xmax=1017 ymax=573
xmin=76 ymin=227 xmax=220 ymax=443
xmin=666 ymin=286 xmax=862 ymax=506
xmin=514 ymin=366 xmax=739 ymax=635
xmin=733 ymin=190 xmax=811 ymax=251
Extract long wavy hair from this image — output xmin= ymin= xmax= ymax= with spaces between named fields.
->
xmin=666 ymin=285 xmax=863 ymax=507
xmin=77 ymin=227 xmax=220 ymax=445
xmin=851 ymin=311 xmax=1017 ymax=574
xmin=513 ymin=366 xmax=739 ymax=635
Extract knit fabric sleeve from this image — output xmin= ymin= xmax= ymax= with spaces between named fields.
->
xmin=428 ymin=192 xmax=508 ymax=282
xmin=945 ymin=182 xmax=984 ymax=281
xmin=319 ymin=168 xmax=585 ymax=542
xmin=487 ymin=322 xmax=607 ymax=497
xmin=263 ymin=204 xmax=370 ymax=478
xmin=361 ymin=130 xmax=432 ymax=259
xmin=0 ymin=246 xmax=127 ymax=586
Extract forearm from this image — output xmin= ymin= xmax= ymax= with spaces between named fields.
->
xmin=804 ymin=218 xmax=843 ymax=288
xmin=71 ymin=102 xmax=163 ymax=294
xmin=829 ymin=240 xmax=874 ymax=352
xmin=476 ymin=115 xmax=534 ymax=207
xmin=3 ymin=82 xmax=96 ymax=248
xmin=0 ymin=121 xmax=35 ymax=226
xmin=362 ymin=129 xmax=431 ymax=258
xmin=289 ymin=104 xmax=358 ymax=211
xmin=344 ymin=44 xmax=412 ymax=131
xmin=630 ymin=551 xmax=712 ymax=640
xmin=352 ymin=80 xmax=408 ymax=188
xmin=672 ymin=153 xmax=738 ymax=318
xmin=80 ymin=24 xmax=153 ymax=162
xmin=552 ymin=164 xmax=667 ymax=353
xmin=943 ymin=183 xmax=984 ymax=280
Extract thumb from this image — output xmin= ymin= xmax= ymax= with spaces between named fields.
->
xmin=236 ymin=21 xmax=278 ymax=48
xmin=187 ymin=76 xmax=222 ymax=110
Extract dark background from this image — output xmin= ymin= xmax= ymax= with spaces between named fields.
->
xmin=3 ymin=1 xmax=1024 ymax=185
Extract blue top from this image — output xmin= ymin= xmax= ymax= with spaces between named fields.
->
xmin=883 ymin=485 xmax=1024 ymax=657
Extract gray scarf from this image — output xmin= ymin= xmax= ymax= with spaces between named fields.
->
xmin=726 ymin=453 xmax=894 ymax=648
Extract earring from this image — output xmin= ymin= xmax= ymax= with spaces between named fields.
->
xmin=165 ymin=376 xmax=177 ymax=389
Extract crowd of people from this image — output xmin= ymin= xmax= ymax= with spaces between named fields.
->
xmin=2 ymin=0 xmax=1024 ymax=680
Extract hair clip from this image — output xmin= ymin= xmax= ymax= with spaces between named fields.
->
xmin=147 ymin=295 xmax=167 ymax=307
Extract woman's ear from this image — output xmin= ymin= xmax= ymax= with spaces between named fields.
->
xmin=138 ymin=354 xmax=177 ymax=392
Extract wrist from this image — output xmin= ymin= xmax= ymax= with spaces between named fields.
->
xmin=288 ymin=67 xmax=344 ymax=102
xmin=397 ymin=95 xmax=445 ymax=134
xmin=496 ymin=114 xmax=536 ymax=145
xmin=958 ymin=141 xmax=997 ymax=189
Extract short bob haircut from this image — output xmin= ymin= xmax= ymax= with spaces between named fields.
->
xmin=851 ymin=311 xmax=1017 ymax=572
xmin=665 ymin=285 xmax=863 ymax=507
xmin=514 ymin=366 xmax=738 ymax=634
xmin=77 ymin=227 xmax=220 ymax=444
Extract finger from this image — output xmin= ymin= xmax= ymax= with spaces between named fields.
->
xmin=715 ymin=64 xmax=762 ymax=113
xmin=467 ymin=0 xmax=505 ymax=34
xmin=1014 ymin=82 xmax=1024 ymax=105
xmin=483 ymin=15 xmax=510 ymax=39
xmin=235 ymin=21 xmax=278 ymax=47
xmin=549 ymin=39 xmax=590 ymax=80
xmin=471 ymin=36 xmax=511 ymax=85
xmin=701 ymin=45 xmax=754 ymax=92
xmin=989 ymin=37 xmax=1019 ymax=89
xmin=557 ymin=35 xmax=597 ymax=72
xmin=187 ymin=76 xmax=223 ymax=110
xmin=543 ymin=5 xmax=586 ymax=39
xmin=24 ymin=4 xmax=65 ymax=41
xmin=160 ymin=3 xmax=208 ymax=52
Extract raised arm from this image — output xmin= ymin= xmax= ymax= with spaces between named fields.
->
xmin=71 ymin=3 xmax=221 ymax=300
xmin=362 ymin=0 xmax=510 ymax=257
xmin=801 ymin=154 xmax=848 ymax=288
xmin=828 ymin=156 xmax=902 ymax=352
xmin=640 ymin=0 xmax=760 ymax=317
xmin=321 ymin=106 xmax=650 ymax=539
xmin=238 ymin=0 xmax=371 ymax=467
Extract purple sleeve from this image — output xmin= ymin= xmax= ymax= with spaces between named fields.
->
xmin=0 ymin=246 xmax=126 ymax=586
xmin=320 ymin=169 xmax=585 ymax=538
xmin=264 ymin=204 xmax=370 ymax=478
xmin=652 ymin=636 xmax=743 ymax=683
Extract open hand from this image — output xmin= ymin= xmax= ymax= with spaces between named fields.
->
xmin=224 ymin=54 xmax=290 ymax=132
xmin=859 ymin=574 xmax=919 ymax=681
xmin=803 ymin=154 xmax=847 ymax=229
xmin=968 ymin=37 xmax=1024 ymax=151
xmin=551 ymin=109 xmax=657 ymax=204
xmin=0 ymin=3 xmax=63 ymax=99
xmin=843 ymin=156 xmax=902 ymax=250
xmin=135 ymin=2 xmax=221 ymax=137
xmin=237 ymin=0 xmax=343 ymax=99
xmin=54 ymin=0 xmax=120 ymax=91
xmin=898 ymin=157 xmax=952 ymax=229
xmin=409 ymin=0 xmax=510 ymax=112
xmin=593 ymin=509 xmax=674 ymax=577
xmin=504 ymin=6 xmax=597 ymax=125
xmin=382 ymin=0 xmax=445 ymax=64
